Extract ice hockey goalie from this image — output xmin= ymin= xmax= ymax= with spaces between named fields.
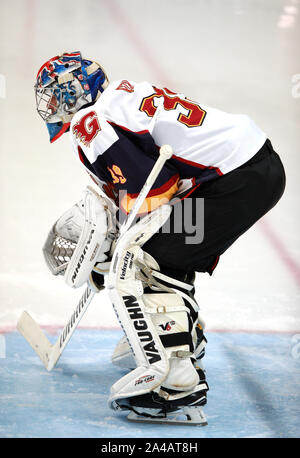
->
xmin=35 ymin=51 xmax=285 ymax=426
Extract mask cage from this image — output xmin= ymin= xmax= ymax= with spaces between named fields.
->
xmin=35 ymin=85 xmax=61 ymax=121
xmin=35 ymin=79 xmax=84 ymax=123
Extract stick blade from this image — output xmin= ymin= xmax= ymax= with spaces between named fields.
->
xmin=17 ymin=311 xmax=53 ymax=369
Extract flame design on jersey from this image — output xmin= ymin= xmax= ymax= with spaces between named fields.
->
xmin=72 ymin=111 xmax=101 ymax=146
xmin=116 ymin=80 xmax=134 ymax=93
xmin=108 ymin=165 xmax=127 ymax=184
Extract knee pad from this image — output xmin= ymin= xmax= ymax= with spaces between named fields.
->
xmin=142 ymin=291 xmax=200 ymax=392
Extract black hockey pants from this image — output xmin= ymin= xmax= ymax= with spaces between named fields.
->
xmin=143 ymin=139 xmax=286 ymax=281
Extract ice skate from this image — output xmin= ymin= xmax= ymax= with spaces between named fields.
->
xmin=113 ymin=382 xmax=208 ymax=426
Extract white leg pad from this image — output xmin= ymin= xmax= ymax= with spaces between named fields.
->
xmin=107 ymin=204 xmax=206 ymax=408
xmin=107 ymin=206 xmax=173 ymax=408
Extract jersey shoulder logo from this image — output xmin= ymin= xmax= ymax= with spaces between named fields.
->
xmin=116 ymin=80 xmax=134 ymax=93
xmin=72 ymin=110 xmax=101 ymax=146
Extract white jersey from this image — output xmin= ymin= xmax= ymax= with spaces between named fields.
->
xmin=69 ymin=79 xmax=266 ymax=211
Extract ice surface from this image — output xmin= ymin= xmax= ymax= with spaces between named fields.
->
xmin=0 ymin=329 xmax=299 ymax=438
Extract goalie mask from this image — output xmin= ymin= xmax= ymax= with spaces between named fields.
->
xmin=35 ymin=51 xmax=109 ymax=143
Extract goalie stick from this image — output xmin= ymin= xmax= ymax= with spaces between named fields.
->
xmin=118 ymin=144 xmax=173 ymax=237
xmin=17 ymin=286 xmax=98 ymax=371
xmin=17 ymin=144 xmax=173 ymax=371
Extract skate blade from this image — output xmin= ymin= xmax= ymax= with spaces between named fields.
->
xmin=127 ymin=409 xmax=208 ymax=426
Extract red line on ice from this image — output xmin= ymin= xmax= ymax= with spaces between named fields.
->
xmin=1 ymin=325 xmax=300 ymax=335
xmin=258 ymin=218 xmax=300 ymax=288
xmin=103 ymin=0 xmax=173 ymax=86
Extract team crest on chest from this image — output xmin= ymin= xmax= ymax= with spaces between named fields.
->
xmin=72 ymin=111 xmax=101 ymax=146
